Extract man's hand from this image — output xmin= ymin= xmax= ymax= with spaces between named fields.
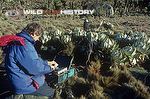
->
xmin=48 ymin=61 xmax=58 ymax=70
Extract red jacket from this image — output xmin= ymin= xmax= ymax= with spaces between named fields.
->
xmin=0 ymin=34 xmax=25 ymax=46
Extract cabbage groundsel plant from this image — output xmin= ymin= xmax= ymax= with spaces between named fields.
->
xmin=40 ymin=27 xmax=150 ymax=67
xmin=38 ymin=25 xmax=150 ymax=99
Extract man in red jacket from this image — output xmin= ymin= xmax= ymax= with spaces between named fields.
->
xmin=3 ymin=22 xmax=58 ymax=98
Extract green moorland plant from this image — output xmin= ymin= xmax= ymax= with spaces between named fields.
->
xmin=39 ymin=25 xmax=150 ymax=98
xmin=0 ymin=16 xmax=150 ymax=98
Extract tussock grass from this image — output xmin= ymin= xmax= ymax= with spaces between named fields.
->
xmin=56 ymin=60 xmax=150 ymax=99
xmin=0 ymin=12 xmax=150 ymax=99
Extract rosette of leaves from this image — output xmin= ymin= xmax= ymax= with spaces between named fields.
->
xmin=111 ymin=49 xmax=127 ymax=66
xmin=60 ymin=30 xmax=73 ymax=43
xmin=52 ymin=29 xmax=62 ymax=39
xmin=122 ymin=46 xmax=137 ymax=65
xmin=132 ymin=35 xmax=150 ymax=55
xmin=114 ymin=32 xmax=128 ymax=41
xmin=40 ymin=30 xmax=53 ymax=51
xmin=61 ymin=34 xmax=72 ymax=44
xmin=79 ymin=30 xmax=87 ymax=37
xmin=113 ymin=32 xmax=132 ymax=48
xmin=133 ymin=41 xmax=149 ymax=63
xmin=40 ymin=28 xmax=63 ymax=52
xmin=46 ymin=27 xmax=58 ymax=38
xmin=72 ymin=28 xmax=82 ymax=37
xmin=72 ymin=28 xmax=86 ymax=36
xmin=97 ymin=33 xmax=115 ymax=49
xmin=111 ymin=31 xmax=150 ymax=66
xmin=98 ymin=33 xmax=107 ymax=41
xmin=131 ymin=32 xmax=150 ymax=62
xmin=130 ymin=31 xmax=148 ymax=42
xmin=86 ymin=31 xmax=99 ymax=42
xmin=134 ymin=41 xmax=146 ymax=52
xmin=41 ymin=30 xmax=51 ymax=44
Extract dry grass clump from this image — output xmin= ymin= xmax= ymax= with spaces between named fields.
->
xmin=87 ymin=60 xmax=101 ymax=81
xmin=66 ymin=77 xmax=106 ymax=99
xmin=128 ymin=76 xmax=150 ymax=98
xmin=105 ymin=66 xmax=150 ymax=99
xmin=56 ymin=60 xmax=150 ymax=99
xmin=88 ymin=81 xmax=107 ymax=99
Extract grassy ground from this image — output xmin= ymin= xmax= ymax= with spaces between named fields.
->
xmin=1 ymin=15 xmax=150 ymax=98
xmin=1 ymin=14 xmax=150 ymax=61
xmin=1 ymin=15 xmax=150 ymax=35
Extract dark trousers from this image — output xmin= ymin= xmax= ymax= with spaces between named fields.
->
xmin=29 ymin=82 xmax=54 ymax=98
xmin=5 ymin=82 xmax=54 ymax=99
